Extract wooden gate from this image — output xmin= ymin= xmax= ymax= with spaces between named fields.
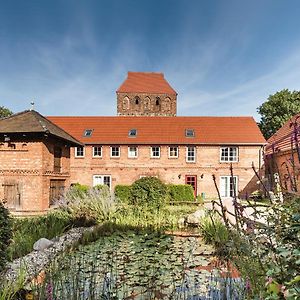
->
xmin=49 ymin=179 xmax=65 ymax=206
xmin=2 ymin=181 xmax=20 ymax=208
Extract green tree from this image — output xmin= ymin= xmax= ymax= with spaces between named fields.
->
xmin=257 ymin=89 xmax=300 ymax=139
xmin=0 ymin=106 xmax=13 ymax=118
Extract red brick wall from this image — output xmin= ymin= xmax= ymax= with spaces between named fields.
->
xmin=0 ymin=138 xmax=71 ymax=215
xmin=265 ymin=150 xmax=300 ymax=193
xmin=70 ymin=144 xmax=263 ymax=199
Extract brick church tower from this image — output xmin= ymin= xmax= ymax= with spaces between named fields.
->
xmin=116 ymin=72 xmax=177 ymax=116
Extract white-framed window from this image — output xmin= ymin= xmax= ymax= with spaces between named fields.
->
xmin=92 ymin=146 xmax=102 ymax=158
xmin=110 ymin=146 xmax=120 ymax=157
xmin=168 ymin=146 xmax=178 ymax=158
xmin=220 ymin=176 xmax=238 ymax=198
xmin=151 ymin=146 xmax=160 ymax=158
xmin=75 ymin=146 xmax=85 ymax=157
xmin=220 ymin=147 xmax=238 ymax=162
xmin=128 ymin=146 xmax=138 ymax=158
xmin=186 ymin=146 xmax=196 ymax=162
xmin=93 ymin=175 xmax=111 ymax=190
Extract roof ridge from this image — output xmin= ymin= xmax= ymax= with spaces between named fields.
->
xmin=0 ymin=110 xmax=30 ymax=121
xmin=30 ymin=110 xmax=49 ymax=132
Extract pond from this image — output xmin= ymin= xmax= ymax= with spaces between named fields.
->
xmin=34 ymin=231 xmax=244 ymax=300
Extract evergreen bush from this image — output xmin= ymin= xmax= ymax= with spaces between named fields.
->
xmin=0 ymin=202 xmax=12 ymax=271
xmin=130 ymin=177 xmax=167 ymax=209
xmin=114 ymin=185 xmax=131 ymax=203
xmin=167 ymin=184 xmax=195 ymax=202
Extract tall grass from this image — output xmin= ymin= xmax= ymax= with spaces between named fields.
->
xmin=113 ymin=203 xmax=198 ymax=230
xmin=8 ymin=210 xmax=72 ymax=260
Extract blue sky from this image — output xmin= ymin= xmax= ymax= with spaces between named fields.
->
xmin=1 ymin=0 xmax=300 ymax=120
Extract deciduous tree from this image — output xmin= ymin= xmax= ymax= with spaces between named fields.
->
xmin=0 ymin=106 xmax=13 ymax=118
xmin=257 ymin=89 xmax=300 ymax=139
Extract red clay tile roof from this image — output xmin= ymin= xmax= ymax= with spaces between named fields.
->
xmin=47 ymin=116 xmax=266 ymax=145
xmin=266 ymin=113 xmax=300 ymax=154
xmin=117 ymin=72 xmax=177 ymax=95
xmin=0 ymin=110 xmax=82 ymax=146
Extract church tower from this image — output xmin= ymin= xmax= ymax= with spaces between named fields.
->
xmin=116 ymin=72 xmax=177 ymax=116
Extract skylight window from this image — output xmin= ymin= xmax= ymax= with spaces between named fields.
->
xmin=185 ymin=129 xmax=195 ymax=137
xmin=84 ymin=129 xmax=93 ymax=137
xmin=128 ymin=129 xmax=137 ymax=137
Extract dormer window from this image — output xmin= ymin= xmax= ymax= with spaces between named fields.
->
xmin=128 ymin=129 xmax=137 ymax=137
xmin=84 ymin=129 xmax=93 ymax=137
xmin=185 ymin=129 xmax=195 ymax=137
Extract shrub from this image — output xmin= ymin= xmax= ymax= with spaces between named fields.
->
xmin=69 ymin=183 xmax=89 ymax=198
xmin=0 ymin=202 xmax=12 ymax=271
xmin=114 ymin=185 xmax=131 ymax=203
xmin=59 ymin=185 xmax=116 ymax=226
xmin=167 ymin=184 xmax=195 ymax=202
xmin=130 ymin=177 xmax=167 ymax=209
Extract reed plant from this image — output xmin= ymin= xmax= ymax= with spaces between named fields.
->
xmin=8 ymin=210 xmax=72 ymax=260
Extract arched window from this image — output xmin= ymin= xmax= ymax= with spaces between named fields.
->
xmin=122 ymin=96 xmax=130 ymax=110
xmin=135 ymin=96 xmax=140 ymax=105
xmin=156 ymin=97 xmax=160 ymax=106
xmin=144 ymin=97 xmax=151 ymax=110
xmin=164 ymin=97 xmax=171 ymax=110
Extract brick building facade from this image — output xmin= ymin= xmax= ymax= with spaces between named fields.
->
xmin=0 ymin=111 xmax=81 ymax=215
xmin=49 ymin=72 xmax=266 ymax=199
xmin=1 ymin=72 xmax=266 ymax=215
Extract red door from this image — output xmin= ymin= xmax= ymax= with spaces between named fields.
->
xmin=185 ymin=175 xmax=197 ymax=197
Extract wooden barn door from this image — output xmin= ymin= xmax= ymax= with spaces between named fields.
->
xmin=49 ymin=179 xmax=65 ymax=206
xmin=2 ymin=181 xmax=20 ymax=209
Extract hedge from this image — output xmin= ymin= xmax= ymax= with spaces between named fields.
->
xmin=167 ymin=184 xmax=195 ymax=202
xmin=115 ymin=182 xmax=196 ymax=204
xmin=115 ymin=185 xmax=131 ymax=203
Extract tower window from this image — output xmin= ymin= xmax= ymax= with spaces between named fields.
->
xmin=156 ymin=97 xmax=160 ymax=106
xmin=135 ymin=96 xmax=140 ymax=105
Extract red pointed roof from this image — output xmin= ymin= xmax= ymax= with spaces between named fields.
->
xmin=47 ymin=116 xmax=266 ymax=145
xmin=117 ymin=72 xmax=177 ymax=95
xmin=266 ymin=113 xmax=300 ymax=154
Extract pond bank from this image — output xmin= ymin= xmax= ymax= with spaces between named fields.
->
xmin=1 ymin=226 xmax=95 ymax=284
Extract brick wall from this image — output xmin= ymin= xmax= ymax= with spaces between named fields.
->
xmin=117 ymin=92 xmax=177 ymax=116
xmin=0 ymin=137 xmax=71 ymax=215
xmin=70 ymin=144 xmax=263 ymax=199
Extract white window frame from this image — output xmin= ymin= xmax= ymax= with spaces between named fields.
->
xmin=186 ymin=146 xmax=196 ymax=162
xmin=168 ymin=146 xmax=178 ymax=158
xmin=75 ymin=146 xmax=85 ymax=158
xmin=92 ymin=146 xmax=102 ymax=158
xmin=220 ymin=146 xmax=238 ymax=162
xmin=150 ymin=146 xmax=160 ymax=158
xmin=110 ymin=146 xmax=120 ymax=158
xmin=220 ymin=176 xmax=238 ymax=198
xmin=128 ymin=146 xmax=138 ymax=158
xmin=92 ymin=175 xmax=111 ymax=190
